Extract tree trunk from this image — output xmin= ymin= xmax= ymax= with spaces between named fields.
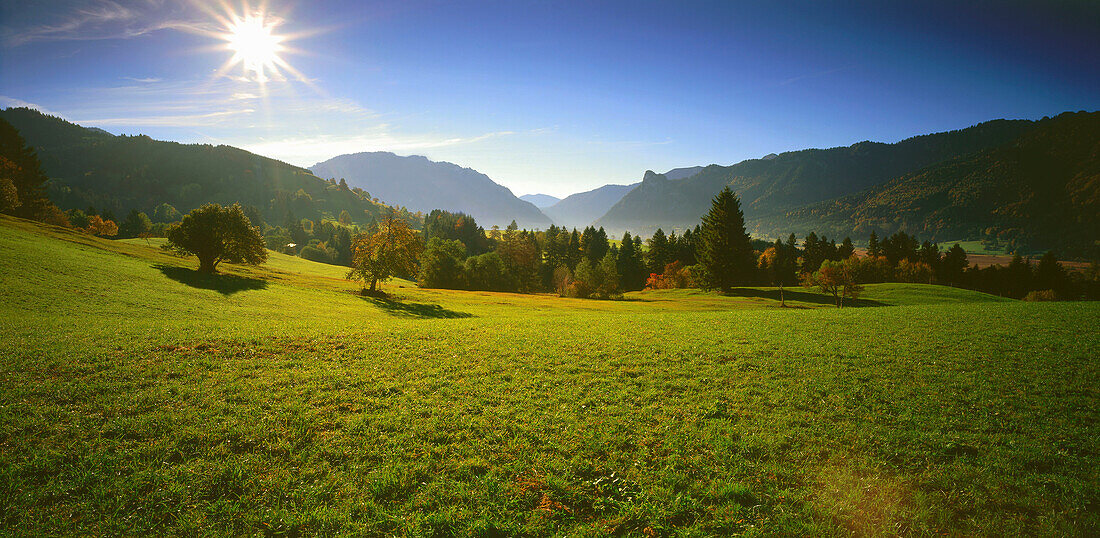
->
xmin=198 ymin=255 xmax=217 ymax=273
xmin=779 ymin=283 xmax=785 ymax=307
xmin=370 ymin=278 xmax=378 ymax=292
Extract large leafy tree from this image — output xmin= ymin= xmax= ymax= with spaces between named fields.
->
xmin=347 ymin=211 xmax=423 ymax=293
xmin=418 ymin=237 xmax=466 ymax=289
xmin=166 ymin=203 xmax=267 ymax=273
xmin=697 ymin=186 xmax=754 ymax=291
xmin=498 ymin=228 xmax=541 ymax=293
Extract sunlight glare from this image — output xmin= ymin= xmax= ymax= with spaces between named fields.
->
xmin=224 ymin=12 xmax=285 ymax=82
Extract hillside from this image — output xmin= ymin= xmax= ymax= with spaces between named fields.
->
xmin=2 ymin=214 xmax=1097 ymax=535
xmin=311 ymin=152 xmax=552 ymax=229
xmin=595 ymin=118 xmax=1035 ymax=236
xmin=0 ymin=107 xmax=406 ymax=227
xmin=519 ymin=193 xmax=560 ymax=208
xmin=782 ymin=111 xmax=1100 ymax=256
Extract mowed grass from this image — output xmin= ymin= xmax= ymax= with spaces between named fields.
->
xmin=1 ymin=215 xmax=1097 ymax=536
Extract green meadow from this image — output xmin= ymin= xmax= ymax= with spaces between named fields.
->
xmin=1 ymin=214 xmax=1097 ymax=536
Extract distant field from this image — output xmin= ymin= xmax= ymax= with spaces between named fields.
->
xmin=937 ymin=240 xmax=1007 ymax=256
xmin=1 ymin=215 xmax=1097 ymax=536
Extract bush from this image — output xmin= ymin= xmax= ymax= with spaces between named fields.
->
xmin=563 ymin=279 xmax=593 ymax=299
xmin=645 ymin=261 xmax=693 ymax=289
xmin=300 ymin=245 xmax=334 ymax=264
xmin=896 ymin=260 xmax=934 ymax=284
xmin=1023 ymin=289 xmax=1058 ymax=302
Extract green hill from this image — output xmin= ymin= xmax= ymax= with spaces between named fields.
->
xmin=2 ymin=214 xmax=1097 ymax=535
xmin=595 ymin=117 xmax=1034 ymax=236
xmin=782 ymin=111 xmax=1100 ymax=257
xmin=0 ymin=107 xmax=415 ymax=227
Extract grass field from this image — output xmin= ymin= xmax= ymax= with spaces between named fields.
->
xmin=1 ymin=214 xmax=1098 ymax=536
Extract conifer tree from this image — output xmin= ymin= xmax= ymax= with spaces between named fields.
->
xmin=867 ymin=231 xmax=882 ymax=257
xmin=645 ymin=228 xmax=670 ymax=275
xmin=697 ymin=187 xmax=754 ymax=291
xmin=616 ymin=231 xmax=646 ymax=291
xmin=838 ymin=236 xmax=855 ymax=259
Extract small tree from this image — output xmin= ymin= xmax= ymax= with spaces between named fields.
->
xmin=758 ymin=243 xmax=795 ymax=306
xmin=152 ymin=203 xmax=182 ymax=223
xmin=118 ymin=209 xmax=152 ymax=239
xmin=803 ymin=258 xmax=863 ymax=308
xmin=347 ymin=212 xmax=422 ymax=294
xmin=165 ymin=203 xmax=267 ymax=273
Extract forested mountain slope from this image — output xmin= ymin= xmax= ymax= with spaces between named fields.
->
xmin=0 ymin=108 xmax=409 ymax=226
xmin=782 ymin=111 xmax=1099 ymax=256
xmin=595 ymin=118 xmax=1035 ymax=235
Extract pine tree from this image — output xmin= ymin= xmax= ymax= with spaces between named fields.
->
xmin=697 ymin=187 xmax=754 ymax=292
xmin=0 ymin=118 xmax=59 ymax=221
xmin=616 ymin=231 xmax=646 ymax=291
xmin=646 ymin=228 xmax=670 ymax=275
xmin=867 ymin=231 xmax=882 ymax=258
xmin=838 ymin=237 xmax=855 ymax=259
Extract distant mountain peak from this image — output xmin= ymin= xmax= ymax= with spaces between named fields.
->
xmin=311 ymin=152 xmax=550 ymax=229
xmin=519 ymin=193 xmax=561 ymax=208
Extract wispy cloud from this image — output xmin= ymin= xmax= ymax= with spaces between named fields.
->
xmin=73 ymin=109 xmax=256 ymax=127
xmin=2 ymin=0 xmax=213 ymax=47
xmin=0 ymin=95 xmax=65 ymax=118
xmin=238 ymin=130 xmax=517 ymax=168
xmin=122 ymin=76 xmax=162 ymax=83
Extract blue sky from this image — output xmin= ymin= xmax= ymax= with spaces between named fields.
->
xmin=1 ymin=0 xmax=1097 ymax=198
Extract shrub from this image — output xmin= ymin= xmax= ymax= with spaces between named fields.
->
xmin=645 ymin=261 xmax=693 ymax=289
xmin=1023 ymin=289 xmax=1058 ymax=302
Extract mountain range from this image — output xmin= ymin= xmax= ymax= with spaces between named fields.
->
xmin=311 ymin=152 xmax=551 ymax=229
xmin=781 ymin=111 xmax=1099 ymax=256
xmin=595 ymin=118 xmax=1035 ymax=235
xmin=2 ymin=106 xmax=1096 ymax=256
xmin=594 ymin=112 xmax=1096 ymax=256
xmin=541 ymin=182 xmax=639 ymax=231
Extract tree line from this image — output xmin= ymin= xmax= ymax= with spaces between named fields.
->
xmin=5 ymin=114 xmax=1096 ymax=302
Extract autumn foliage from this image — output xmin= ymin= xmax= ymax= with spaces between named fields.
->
xmin=84 ymin=215 xmax=119 ymax=237
xmin=645 ymin=261 xmax=693 ymax=289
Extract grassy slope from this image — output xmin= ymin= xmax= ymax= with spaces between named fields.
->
xmin=1 ymin=215 xmax=1097 ymax=536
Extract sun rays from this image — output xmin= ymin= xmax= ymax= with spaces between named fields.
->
xmin=225 ymin=12 xmax=284 ymax=81
xmin=192 ymin=1 xmax=316 ymax=92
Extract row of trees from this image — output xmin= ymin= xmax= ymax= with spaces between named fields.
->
xmin=152 ymin=187 xmax=1097 ymax=306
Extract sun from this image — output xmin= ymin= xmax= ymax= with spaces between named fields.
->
xmin=224 ymin=13 xmax=285 ymax=82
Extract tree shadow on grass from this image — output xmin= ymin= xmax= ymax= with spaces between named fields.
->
xmin=356 ymin=294 xmax=474 ymax=319
xmin=727 ymin=287 xmax=888 ymax=308
xmin=155 ymin=264 xmax=269 ymax=296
